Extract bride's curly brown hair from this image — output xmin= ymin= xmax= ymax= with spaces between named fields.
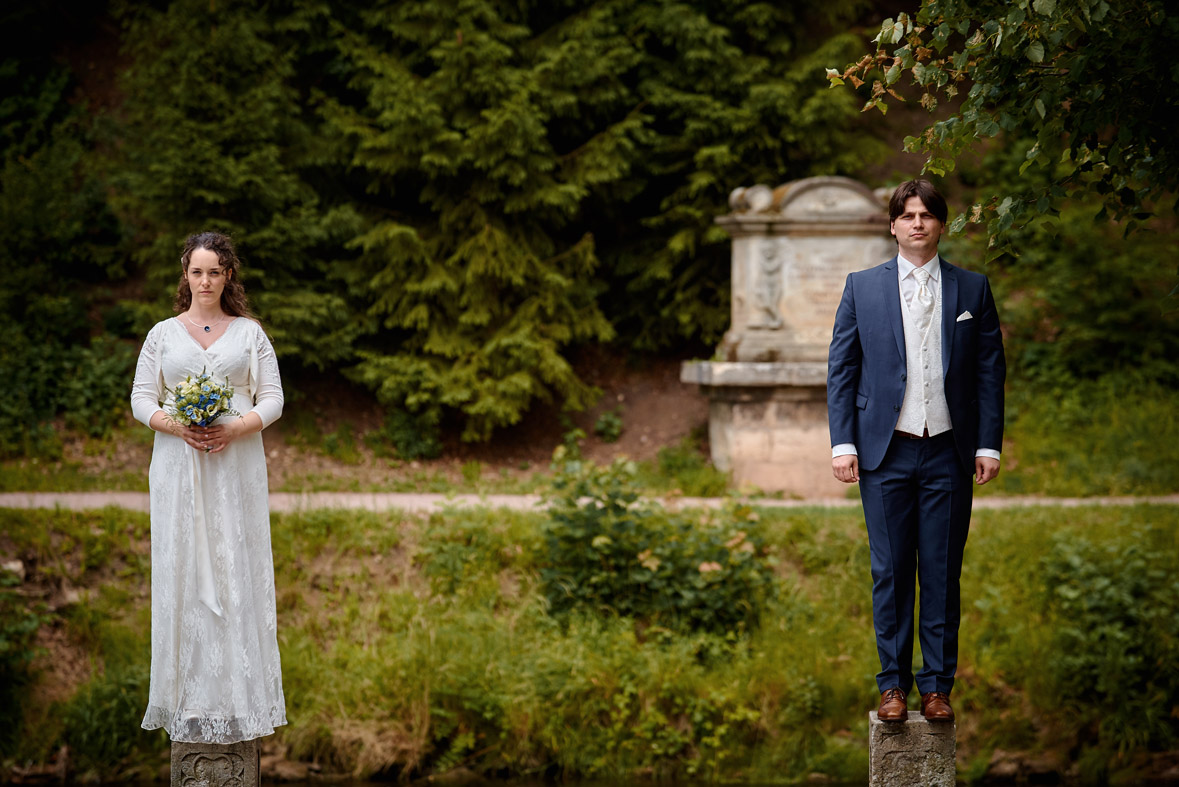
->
xmin=174 ymin=231 xmax=256 ymax=318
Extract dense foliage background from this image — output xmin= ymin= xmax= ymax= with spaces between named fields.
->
xmin=2 ymin=0 xmax=887 ymax=451
xmin=3 ymin=0 xmax=1176 ymax=464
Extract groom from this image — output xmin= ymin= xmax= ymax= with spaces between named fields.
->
xmin=826 ymin=179 xmax=1005 ymax=722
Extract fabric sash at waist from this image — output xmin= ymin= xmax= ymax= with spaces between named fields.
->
xmin=188 ymin=446 xmax=224 ymax=617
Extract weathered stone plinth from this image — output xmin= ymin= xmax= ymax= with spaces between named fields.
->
xmin=868 ymin=711 xmax=956 ymax=787
xmin=171 ymin=739 xmax=260 ymax=787
xmin=681 ymin=361 xmax=846 ymax=496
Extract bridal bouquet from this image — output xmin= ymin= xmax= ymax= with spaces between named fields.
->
xmin=165 ymin=369 xmax=240 ymax=427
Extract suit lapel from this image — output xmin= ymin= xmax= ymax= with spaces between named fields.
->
xmin=941 ymin=260 xmax=958 ymax=375
xmin=882 ymin=258 xmax=906 ymax=364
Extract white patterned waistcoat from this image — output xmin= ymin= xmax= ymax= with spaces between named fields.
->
xmin=895 ymin=273 xmax=953 ymax=436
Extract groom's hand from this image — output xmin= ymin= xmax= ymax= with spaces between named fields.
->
xmin=975 ymin=456 xmax=1000 ymax=485
xmin=832 ymin=455 xmax=859 ymax=483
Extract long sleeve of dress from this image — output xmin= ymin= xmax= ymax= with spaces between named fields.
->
xmin=131 ymin=324 xmax=166 ymax=427
xmin=248 ymin=325 xmax=283 ymax=429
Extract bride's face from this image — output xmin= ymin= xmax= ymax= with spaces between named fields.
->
xmin=185 ymin=248 xmax=231 ymax=309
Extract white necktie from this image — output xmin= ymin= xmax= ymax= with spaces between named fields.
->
xmin=913 ymin=267 xmax=933 ymax=331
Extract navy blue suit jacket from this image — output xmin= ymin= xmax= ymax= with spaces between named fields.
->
xmin=827 ymin=257 xmax=1006 ymax=473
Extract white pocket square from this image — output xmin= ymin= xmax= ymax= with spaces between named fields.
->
xmin=956 ymin=311 xmax=973 ymax=322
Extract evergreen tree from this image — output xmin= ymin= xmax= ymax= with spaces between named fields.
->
xmin=583 ymin=1 xmax=887 ymax=349
xmin=112 ymin=0 xmax=362 ymax=370
xmin=0 ymin=2 xmax=127 ymax=455
xmin=10 ymin=0 xmax=884 ymax=447
xmin=322 ymin=0 xmax=881 ymax=437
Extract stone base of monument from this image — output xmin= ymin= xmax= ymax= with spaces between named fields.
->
xmin=868 ymin=710 xmax=956 ymax=787
xmin=681 ymin=361 xmax=848 ymax=496
xmin=171 ymin=739 xmax=260 ymax=787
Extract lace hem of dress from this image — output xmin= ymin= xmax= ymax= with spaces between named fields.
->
xmin=141 ymin=704 xmax=287 ymax=744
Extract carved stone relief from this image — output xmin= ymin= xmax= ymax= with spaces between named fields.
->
xmin=176 ymin=751 xmax=248 ymax=787
xmin=171 ymin=740 xmax=259 ymax=787
xmin=750 ymin=238 xmax=784 ymax=330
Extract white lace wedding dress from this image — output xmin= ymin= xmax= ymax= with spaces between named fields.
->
xmin=130 ymin=316 xmax=286 ymax=744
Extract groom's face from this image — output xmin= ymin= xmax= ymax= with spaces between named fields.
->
xmin=890 ymin=196 xmax=943 ymax=264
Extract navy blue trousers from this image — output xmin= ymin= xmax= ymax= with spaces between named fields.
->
xmin=859 ymin=431 xmax=973 ymax=695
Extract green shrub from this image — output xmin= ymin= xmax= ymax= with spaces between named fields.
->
xmin=382 ymin=409 xmax=443 ymax=461
xmin=0 ymin=297 xmax=133 ymax=458
xmin=559 ymin=414 xmax=587 ymax=459
xmin=322 ymin=422 xmax=361 ymax=464
xmin=1039 ymin=528 xmax=1179 ymax=751
xmin=593 ymin=409 xmax=624 ymax=443
xmin=62 ymin=661 xmax=159 ymax=775
xmin=58 ymin=336 xmax=137 ymax=438
xmin=0 ymin=571 xmax=46 ymax=755
xmin=541 ymin=450 xmax=772 ymax=634
xmin=460 ymin=460 xmax=483 ymax=487
xmin=980 ymin=203 xmax=1179 ymax=388
xmin=638 ymin=435 xmax=731 ymax=497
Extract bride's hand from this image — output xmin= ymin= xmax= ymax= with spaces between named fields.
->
xmin=198 ymin=419 xmax=245 ymax=454
xmin=169 ymin=422 xmax=210 ymax=452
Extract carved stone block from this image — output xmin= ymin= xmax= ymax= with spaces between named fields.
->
xmin=868 ymin=711 xmax=955 ymax=787
xmin=716 ymin=177 xmax=894 ymax=364
xmin=171 ymin=739 xmax=260 ymax=787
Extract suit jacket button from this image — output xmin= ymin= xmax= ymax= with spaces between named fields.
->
xmin=893 ymin=405 xmax=900 ymax=412
xmin=901 ymin=374 xmax=907 ymax=381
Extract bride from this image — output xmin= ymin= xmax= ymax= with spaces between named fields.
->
xmin=130 ymin=231 xmax=286 ymax=744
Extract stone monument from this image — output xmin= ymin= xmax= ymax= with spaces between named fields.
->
xmin=868 ymin=711 xmax=956 ymax=786
xmin=681 ymin=176 xmax=894 ymax=495
xmin=171 ymin=740 xmax=260 ymax=787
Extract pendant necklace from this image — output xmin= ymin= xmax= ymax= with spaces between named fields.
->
xmin=184 ymin=313 xmax=229 ymax=333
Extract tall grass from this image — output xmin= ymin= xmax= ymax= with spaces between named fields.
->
xmin=982 ymin=374 xmax=1179 ymax=497
xmin=1 ymin=503 xmax=1177 ymax=783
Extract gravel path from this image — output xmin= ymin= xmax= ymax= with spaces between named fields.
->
xmin=1 ymin=491 xmax=1176 ymax=514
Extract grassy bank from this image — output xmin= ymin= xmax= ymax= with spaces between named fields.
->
xmin=2 ymin=496 xmax=1177 ymax=783
xmin=980 ymin=376 xmax=1179 ymax=498
xmin=5 ymin=373 xmax=1179 ymax=501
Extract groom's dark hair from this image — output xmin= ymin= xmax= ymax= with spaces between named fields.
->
xmin=889 ymin=179 xmax=948 ymax=225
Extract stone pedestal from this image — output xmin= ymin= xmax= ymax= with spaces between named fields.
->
xmin=681 ymin=361 xmax=846 ymax=496
xmin=868 ymin=711 xmax=956 ymax=787
xmin=682 ymin=176 xmax=894 ymax=495
xmin=171 ymin=739 xmax=260 ymax=787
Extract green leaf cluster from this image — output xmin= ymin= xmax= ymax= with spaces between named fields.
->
xmin=833 ymin=0 xmax=1179 ymax=250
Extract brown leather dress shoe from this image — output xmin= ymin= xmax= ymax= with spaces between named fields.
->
xmin=877 ymin=687 xmax=907 ymax=721
xmin=921 ymin=691 xmax=954 ymax=721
